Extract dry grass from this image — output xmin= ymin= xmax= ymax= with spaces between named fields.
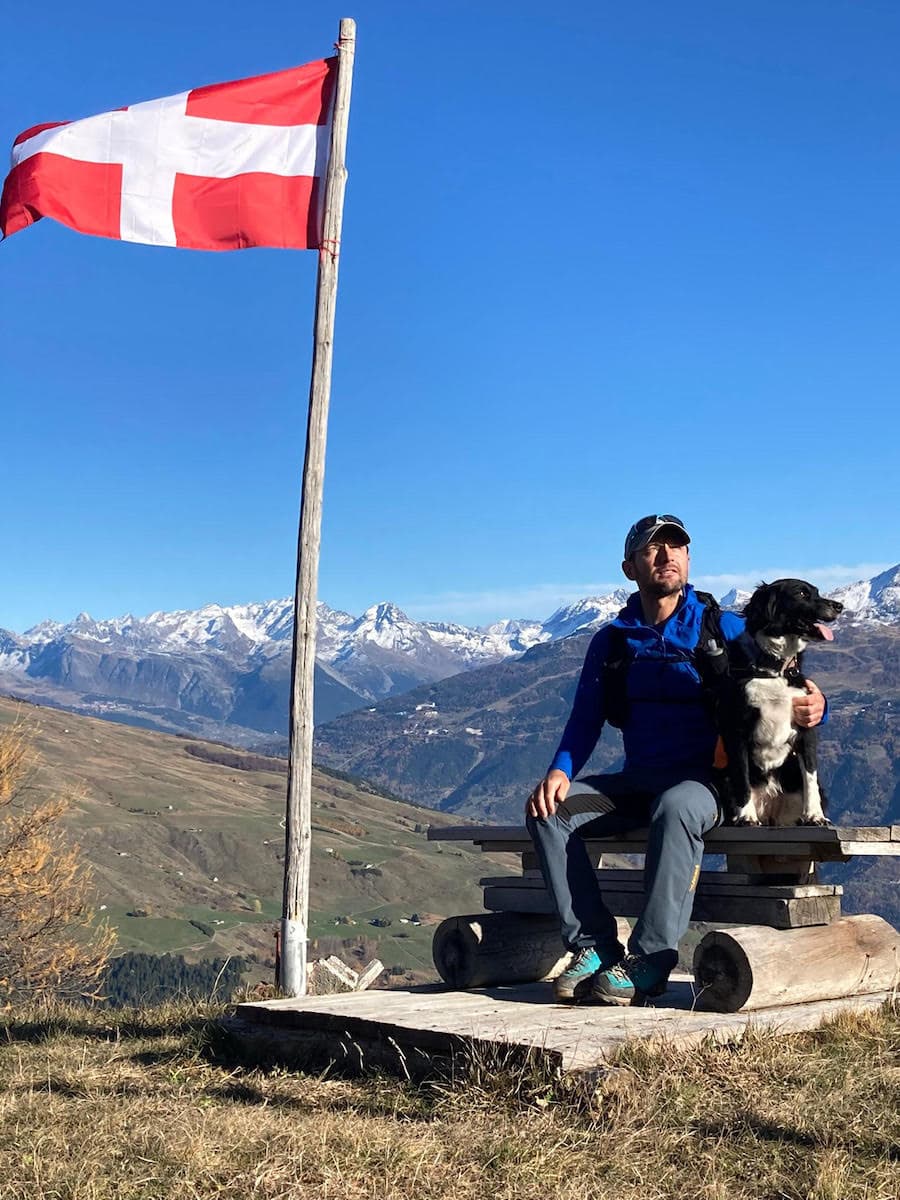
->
xmin=0 ymin=998 xmax=897 ymax=1199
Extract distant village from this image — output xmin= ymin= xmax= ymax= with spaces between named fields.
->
xmin=379 ymin=701 xmax=483 ymax=740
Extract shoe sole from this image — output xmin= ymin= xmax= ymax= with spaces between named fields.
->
xmin=554 ymin=976 xmax=596 ymax=1003
xmin=590 ymin=983 xmax=667 ymax=1007
xmin=589 ymin=991 xmax=633 ymax=1006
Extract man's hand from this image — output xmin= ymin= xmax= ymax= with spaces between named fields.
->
xmin=793 ymin=679 xmax=826 ymax=728
xmin=526 ymin=769 xmax=570 ymax=819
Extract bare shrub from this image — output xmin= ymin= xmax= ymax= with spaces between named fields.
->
xmin=0 ymin=725 xmax=114 ymax=1003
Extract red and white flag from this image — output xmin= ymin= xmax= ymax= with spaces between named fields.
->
xmin=0 ymin=59 xmax=337 ymax=251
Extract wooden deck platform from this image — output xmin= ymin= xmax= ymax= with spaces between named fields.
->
xmin=232 ymin=980 xmax=894 ymax=1076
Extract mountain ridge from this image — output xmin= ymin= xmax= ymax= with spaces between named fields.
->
xmin=0 ymin=565 xmax=897 ymax=747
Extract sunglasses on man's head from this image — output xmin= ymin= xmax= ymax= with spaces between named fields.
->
xmin=624 ymin=514 xmax=688 ymax=558
xmin=629 ymin=513 xmax=684 ymax=536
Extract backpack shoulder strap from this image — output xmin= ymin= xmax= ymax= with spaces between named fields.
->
xmin=601 ymin=624 xmax=630 ymax=730
xmin=693 ymin=591 xmax=729 ymax=682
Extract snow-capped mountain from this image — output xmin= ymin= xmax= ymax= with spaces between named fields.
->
xmin=0 ymin=599 xmax=364 ymax=746
xmin=22 ymin=600 xmax=297 ymax=656
xmin=830 ymin=564 xmax=900 ymax=624
xmin=0 ymin=564 xmax=896 ymax=746
xmin=718 ymin=587 xmax=753 ymax=611
xmin=540 ymin=591 xmax=632 ymax=640
xmin=480 ymin=618 xmax=547 ymax=653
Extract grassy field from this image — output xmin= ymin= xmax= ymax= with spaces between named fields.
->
xmin=0 ymin=694 xmax=748 ymax=989
xmin=0 ymin=695 xmax=502 ymax=982
xmin=0 ymin=998 xmax=896 ymax=1199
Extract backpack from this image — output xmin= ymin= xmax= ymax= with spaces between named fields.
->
xmin=602 ymin=591 xmax=729 ymax=730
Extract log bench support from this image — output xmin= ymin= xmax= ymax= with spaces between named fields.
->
xmin=693 ymin=915 xmax=900 ymax=1012
xmin=432 ymin=912 xmax=632 ymax=991
xmin=428 ymin=823 xmax=900 ymax=1011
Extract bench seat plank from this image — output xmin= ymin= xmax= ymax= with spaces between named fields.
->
xmin=429 ymin=824 xmax=893 ymax=844
xmin=472 ymin=839 xmax=861 ymax=859
xmin=428 ymin=824 xmax=896 ymax=858
xmin=478 ymin=874 xmax=842 ymax=900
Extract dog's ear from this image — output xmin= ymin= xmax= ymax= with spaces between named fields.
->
xmin=743 ymin=582 xmax=777 ymax=632
xmin=741 ymin=582 xmax=767 ymax=620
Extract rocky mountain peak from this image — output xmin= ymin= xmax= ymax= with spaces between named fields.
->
xmin=542 ymin=589 xmax=631 ymax=640
xmin=831 ymin=562 xmax=900 ymax=623
xmin=365 ymin=601 xmax=409 ymax=626
xmin=718 ymin=587 xmax=752 ymax=611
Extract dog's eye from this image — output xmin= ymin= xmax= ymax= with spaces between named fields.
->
xmin=797 ymin=588 xmax=810 ymax=598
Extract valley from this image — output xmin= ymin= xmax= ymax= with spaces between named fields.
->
xmin=0 ymin=696 xmax=498 ymax=985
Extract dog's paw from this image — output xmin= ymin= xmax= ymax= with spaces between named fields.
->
xmin=731 ymin=816 xmax=762 ymax=827
xmin=796 ymin=815 xmax=833 ymax=828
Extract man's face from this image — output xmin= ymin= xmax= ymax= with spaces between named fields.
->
xmin=622 ymin=538 xmax=690 ymax=598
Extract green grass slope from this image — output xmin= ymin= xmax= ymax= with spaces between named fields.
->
xmin=0 ymin=696 xmax=499 ymax=983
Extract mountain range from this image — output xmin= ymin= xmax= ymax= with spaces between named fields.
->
xmin=0 ymin=589 xmax=635 ymax=743
xmin=1 ymin=564 xmax=898 ymax=933
xmin=0 ymin=566 xmax=897 ymax=748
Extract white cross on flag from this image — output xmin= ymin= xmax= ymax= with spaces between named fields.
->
xmin=0 ymin=59 xmax=336 ymax=251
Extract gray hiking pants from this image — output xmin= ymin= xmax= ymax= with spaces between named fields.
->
xmin=525 ymin=769 xmax=719 ymax=972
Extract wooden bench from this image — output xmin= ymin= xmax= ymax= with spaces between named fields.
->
xmin=427 ymin=824 xmax=900 ymax=1011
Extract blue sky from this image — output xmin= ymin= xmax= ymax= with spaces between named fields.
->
xmin=1 ymin=1 xmax=897 ymax=632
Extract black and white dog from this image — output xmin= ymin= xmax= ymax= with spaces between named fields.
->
xmin=714 ymin=579 xmax=843 ymax=827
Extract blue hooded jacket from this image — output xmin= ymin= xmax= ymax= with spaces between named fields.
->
xmin=549 ymin=584 xmax=746 ymax=779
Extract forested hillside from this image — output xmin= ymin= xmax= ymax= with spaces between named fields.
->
xmin=315 ymin=622 xmax=900 ymax=925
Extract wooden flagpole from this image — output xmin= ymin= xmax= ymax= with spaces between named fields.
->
xmin=281 ymin=16 xmax=356 ymax=997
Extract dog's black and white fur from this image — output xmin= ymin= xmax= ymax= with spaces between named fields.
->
xmin=713 ymin=579 xmax=843 ymax=827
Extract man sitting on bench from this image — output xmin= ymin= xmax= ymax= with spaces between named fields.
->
xmin=525 ymin=514 xmax=827 ymax=1006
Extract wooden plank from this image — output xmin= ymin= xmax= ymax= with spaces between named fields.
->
xmin=432 ymin=824 xmax=892 ymax=844
xmin=552 ymin=992 xmax=894 ymax=1071
xmin=429 ymin=825 xmax=524 ymax=841
xmin=669 ymin=881 xmax=841 ymax=899
xmin=230 ymin=984 xmax=897 ymax=1080
xmin=482 ymin=886 xmax=841 ymax=928
xmin=479 ymin=874 xmax=841 ymax=899
xmin=820 ymin=842 xmax=898 ymax=856
xmin=521 ymin=850 xmax=634 ymax=872
xmin=480 ymin=867 xmax=839 ymax=887
xmin=231 ymin=981 xmax=895 ymax=1076
xmin=709 ymin=826 xmax=892 ymax=843
xmin=434 ymin=824 xmax=896 ymax=856
xmin=726 ymin=854 xmax=815 ymax=882
xmin=480 ymin=840 xmax=538 ymax=852
xmin=483 ymin=838 xmax=858 ymax=860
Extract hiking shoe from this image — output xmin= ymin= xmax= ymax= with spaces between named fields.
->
xmin=590 ymin=954 xmax=668 ymax=1007
xmin=554 ymin=946 xmax=622 ymax=1002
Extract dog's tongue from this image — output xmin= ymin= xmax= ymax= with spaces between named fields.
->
xmin=814 ymin=623 xmax=834 ymax=641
